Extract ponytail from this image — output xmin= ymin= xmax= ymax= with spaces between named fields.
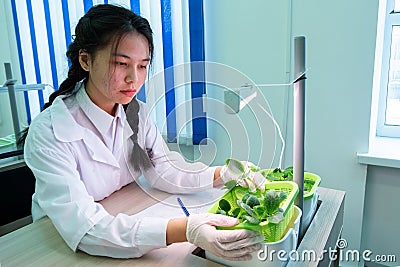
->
xmin=124 ymin=99 xmax=153 ymax=171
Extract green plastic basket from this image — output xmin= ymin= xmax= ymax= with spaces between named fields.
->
xmin=260 ymin=169 xmax=321 ymax=200
xmin=303 ymin=172 xmax=321 ymax=200
xmin=208 ymin=181 xmax=299 ymax=242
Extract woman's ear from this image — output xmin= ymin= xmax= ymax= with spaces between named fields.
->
xmin=78 ymin=49 xmax=90 ymax=72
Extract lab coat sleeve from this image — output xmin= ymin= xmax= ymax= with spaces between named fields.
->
xmin=78 ymin=213 xmax=169 ymax=258
xmin=138 ymin=105 xmax=216 ymax=194
xmin=25 ymin=118 xmax=169 ymax=258
xmin=25 ymin=131 xmax=107 ymax=251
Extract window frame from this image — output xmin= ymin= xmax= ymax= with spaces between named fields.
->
xmin=377 ymin=0 xmax=400 ymax=137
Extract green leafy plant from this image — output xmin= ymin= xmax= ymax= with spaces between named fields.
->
xmin=304 ymin=179 xmax=314 ymax=192
xmin=217 ymin=158 xmax=287 ymax=224
xmin=260 ymin=166 xmax=316 ymax=194
xmin=216 ymin=188 xmax=287 ymax=225
xmin=222 ymin=158 xmax=248 ymax=190
xmin=221 ymin=158 xmax=261 ymax=191
xmin=245 ymin=194 xmax=260 ymax=208
xmin=217 ymin=158 xmax=316 ymax=226
xmin=216 ymin=198 xmax=242 ymax=218
xmin=261 ymin=166 xmax=294 ymax=181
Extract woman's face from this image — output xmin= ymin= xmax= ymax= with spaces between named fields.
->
xmin=80 ymin=32 xmax=150 ymax=115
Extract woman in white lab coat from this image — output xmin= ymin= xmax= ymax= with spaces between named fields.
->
xmin=18 ymin=4 xmax=264 ymax=261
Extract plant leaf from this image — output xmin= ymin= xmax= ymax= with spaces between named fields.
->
xmin=269 ymin=211 xmax=284 ymax=224
xmin=245 ymin=215 xmax=260 ymax=224
xmin=219 ymin=199 xmax=231 ymax=212
xmin=253 ymin=205 xmax=265 ymax=217
xmin=266 ymin=174 xmax=281 ymax=181
xmin=248 ymin=165 xmax=260 ymax=172
xmin=225 ymin=158 xmax=245 ymax=174
xmin=222 ymin=180 xmax=237 ymax=190
xmin=245 ymin=195 xmax=260 ymax=208
xmin=230 ymin=207 xmax=241 ymax=218
xmin=237 ymin=200 xmax=257 ymax=218
xmin=242 ymin=193 xmax=251 ymax=203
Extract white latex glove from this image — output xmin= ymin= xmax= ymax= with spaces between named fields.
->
xmin=238 ymin=172 xmax=268 ymax=193
xmin=186 ymin=213 xmax=264 ymax=261
xmin=220 ymin=160 xmax=267 ymax=192
xmin=219 ymin=161 xmax=256 ymax=184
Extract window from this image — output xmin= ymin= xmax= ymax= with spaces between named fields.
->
xmin=7 ymin=0 xmax=207 ymax=146
xmin=377 ymin=0 xmax=400 ymax=137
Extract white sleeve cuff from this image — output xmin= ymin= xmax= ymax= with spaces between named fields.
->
xmin=198 ymin=166 xmax=217 ymax=189
xmin=135 ymin=217 xmax=169 ymax=253
xmin=79 ymin=214 xmax=170 ymax=258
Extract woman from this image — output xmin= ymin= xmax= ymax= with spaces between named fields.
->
xmin=19 ymin=4 xmax=263 ymax=261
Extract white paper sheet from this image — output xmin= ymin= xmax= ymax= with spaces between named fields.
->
xmin=134 ymin=187 xmax=226 ymax=219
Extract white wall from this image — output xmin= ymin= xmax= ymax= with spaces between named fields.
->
xmin=290 ymin=1 xmax=378 ymax=266
xmin=204 ymin=0 xmax=292 ymax=168
xmin=362 ymin=166 xmax=400 ymax=266
xmin=204 ymin=1 xmax=380 ymax=266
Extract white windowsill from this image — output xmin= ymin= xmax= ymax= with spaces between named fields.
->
xmin=357 ymin=137 xmax=400 ymax=168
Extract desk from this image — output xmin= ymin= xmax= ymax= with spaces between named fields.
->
xmin=287 ymin=187 xmax=345 ymax=267
xmin=0 ymin=183 xmax=344 ymax=267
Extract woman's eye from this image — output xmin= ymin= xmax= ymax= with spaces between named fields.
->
xmin=140 ymin=65 xmax=148 ymax=69
xmin=116 ymin=61 xmax=127 ymax=66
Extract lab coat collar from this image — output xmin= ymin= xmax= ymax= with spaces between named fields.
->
xmin=124 ymin=119 xmax=134 ymax=140
xmin=51 ymin=84 xmax=130 ymax=142
xmin=50 ymin=91 xmax=126 ymax=168
xmin=51 ymin=96 xmax=85 ymax=142
xmin=76 ymin=85 xmax=125 ymax=135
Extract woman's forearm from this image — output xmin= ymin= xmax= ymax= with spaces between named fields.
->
xmin=213 ymin=166 xmax=223 ymax=187
xmin=166 ymin=166 xmax=223 ymax=245
xmin=166 ymin=217 xmax=188 ymax=245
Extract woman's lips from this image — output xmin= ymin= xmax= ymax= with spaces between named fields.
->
xmin=120 ymin=90 xmax=137 ymax=97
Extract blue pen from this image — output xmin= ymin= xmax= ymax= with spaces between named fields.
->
xmin=177 ymin=197 xmax=190 ymax=217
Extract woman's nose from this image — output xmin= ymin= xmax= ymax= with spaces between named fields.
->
xmin=125 ymin=67 xmax=138 ymax=84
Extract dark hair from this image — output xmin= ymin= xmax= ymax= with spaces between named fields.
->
xmin=18 ymin=4 xmax=153 ymax=171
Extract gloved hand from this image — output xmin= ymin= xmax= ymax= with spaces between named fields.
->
xmin=186 ymin=213 xmax=264 ymax=261
xmin=219 ymin=160 xmax=255 ymax=184
xmin=220 ymin=159 xmax=267 ymax=192
xmin=238 ymin=171 xmax=268 ymax=193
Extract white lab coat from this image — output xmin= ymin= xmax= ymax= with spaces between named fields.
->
xmin=24 ymin=84 xmax=215 ymax=258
